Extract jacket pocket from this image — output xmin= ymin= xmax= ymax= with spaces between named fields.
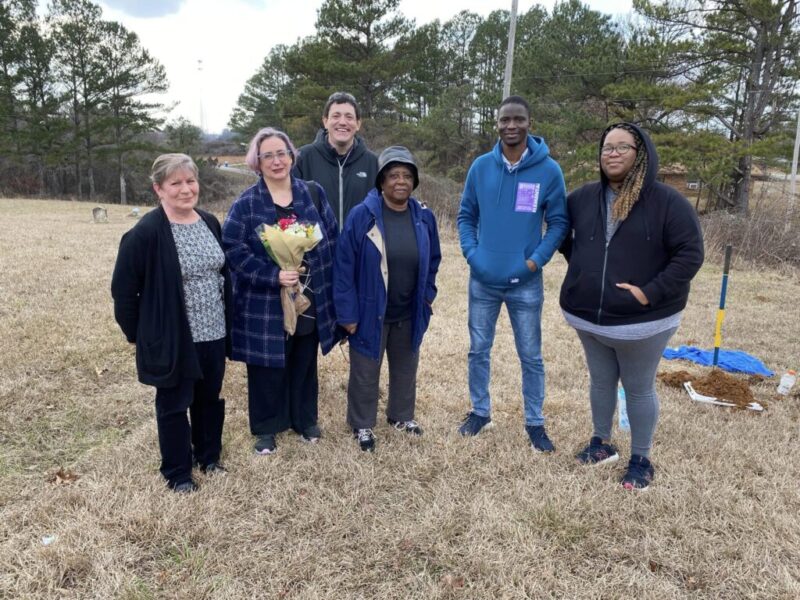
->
xmin=468 ymin=247 xmax=530 ymax=286
xmin=603 ymin=270 xmax=649 ymax=317
xmin=561 ymin=267 xmax=602 ymax=312
xmin=141 ymin=337 xmax=170 ymax=375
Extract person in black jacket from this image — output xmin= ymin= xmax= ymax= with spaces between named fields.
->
xmin=292 ymin=92 xmax=378 ymax=229
xmin=560 ymin=123 xmax=704 ymax=490
xmin=111 ymin=153 xmax=232 ymax=493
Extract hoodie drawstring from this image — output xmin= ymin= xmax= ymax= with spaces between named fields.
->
xmin=496 ymin=162 xmax=521 ymax=206
xmin=590 ymin=190 xmax=603 ymax=242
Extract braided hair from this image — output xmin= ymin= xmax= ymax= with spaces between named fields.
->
xmin=604 ymin=123 xmax=648 ymax=222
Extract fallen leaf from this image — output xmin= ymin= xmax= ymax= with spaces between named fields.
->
xmin=441 ymin=573 xmax=465 ymax=589
xmin=48 ymin=468 xmax=80 ymax=485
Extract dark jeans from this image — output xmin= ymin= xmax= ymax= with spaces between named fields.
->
xmin=247 ymin=332 xmax=319 ymax=436
xmin=347 ymin=319 xmax=419 ymax=429
xmin=154 ymin=338 xmax=226 ymax=487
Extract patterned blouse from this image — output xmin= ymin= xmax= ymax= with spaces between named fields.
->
xmin=170 ymin=219 xmax=226 ymax=342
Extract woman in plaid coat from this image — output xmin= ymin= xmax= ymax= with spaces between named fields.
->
xmin=222 ymin=127 xmax=339 ymax=455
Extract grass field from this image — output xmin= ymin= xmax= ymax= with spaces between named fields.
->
xmin=1 ymin=198 xmax=799 ymax=599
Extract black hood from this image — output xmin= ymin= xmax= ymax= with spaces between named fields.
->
xmin=312 ymin=127 xmax=326 ymax=143
xmin=598 ymin=122 xmax=659 ymax=194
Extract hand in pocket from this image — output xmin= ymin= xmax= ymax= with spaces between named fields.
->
xmin=615 ymin=283 xmax=649 ymax=306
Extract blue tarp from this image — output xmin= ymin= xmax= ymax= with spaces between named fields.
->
xmin=662 ymin=346 xmax=774 ymax=376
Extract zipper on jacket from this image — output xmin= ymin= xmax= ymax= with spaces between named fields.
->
xmin=338 ymin=161 xmax=344 ymax=229
xmin=336 ymin=146 xmax=353 ymax=231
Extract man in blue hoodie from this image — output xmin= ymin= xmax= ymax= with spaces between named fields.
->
xmin=457 ymin=96 xmax=568 ymax=451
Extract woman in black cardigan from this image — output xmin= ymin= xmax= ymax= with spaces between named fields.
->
xmin=112 ymin=153 xmax=232 ymax=493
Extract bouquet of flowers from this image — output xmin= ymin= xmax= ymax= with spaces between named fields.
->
xmin=256 ymin=216 xmax=323 ymax=335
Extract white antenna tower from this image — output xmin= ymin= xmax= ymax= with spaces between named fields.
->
xmin=198 ymin=59 xmax=206 ymax=133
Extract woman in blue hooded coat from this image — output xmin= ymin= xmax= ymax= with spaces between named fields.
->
xmin=334 ymin=146 xmax=441 ymax=452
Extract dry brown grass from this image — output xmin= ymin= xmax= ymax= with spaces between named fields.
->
xmin=1 ymin=198 xmax=799 ymax=599
xmin=701 ymin=183 xmax=800 ymax=270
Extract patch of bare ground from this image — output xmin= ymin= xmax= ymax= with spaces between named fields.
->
xmin=1 ymin=199 xmax=799 ymax=598
xmin=658 ymin=369 xmax=759 ymax=408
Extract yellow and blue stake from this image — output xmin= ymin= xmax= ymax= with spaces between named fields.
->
xmin=713 ymin=245 xmax=733 ymax=367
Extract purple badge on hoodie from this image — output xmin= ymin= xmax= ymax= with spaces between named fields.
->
xmin=515 ymin=182 xmax=540 ymax=213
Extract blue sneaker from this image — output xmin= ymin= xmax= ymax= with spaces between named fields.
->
xmin=525 ymin=425 xmax=555 ymax=453
xmin=621 ymin=455 xmax=654 ymax=490
xmin=575 ymin=436 xmax=619 ymax=466
xmin=458 ymin=412 xmax=492 ymax=436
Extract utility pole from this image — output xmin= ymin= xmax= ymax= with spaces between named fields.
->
xmin=788 ymin=105 xmax=799 ymax=231
xmin=502 ymin=0 xmax=518 ymax=100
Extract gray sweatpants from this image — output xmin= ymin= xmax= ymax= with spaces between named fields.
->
xmin=347 ymin=319 xmax=419 ymax=430
xmin=576 ymin=327 xmax=677 ymax=458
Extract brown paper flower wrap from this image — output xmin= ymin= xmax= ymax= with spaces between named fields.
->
xmin=256 ymin=219 xmax=323 ymax=335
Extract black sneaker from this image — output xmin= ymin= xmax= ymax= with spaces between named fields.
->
xmin=300 ymin=425 xmax=322 ymax=443
xmin=387 ymin=418 xmax=423 ymax=436
xmin=172 ymin=480 xmax=199 ymax=494
xmin=621 ymin=455 xmax=655 ymax=491
xmin=525 ymin=425 xmax=555 ymax=453
xmin=254 ymin=434 xmax=277 ymax=455
xmin=458 ymin=412 xmax=492 ymax=436
xmin=575 ymin=436 xmax=619 ymax=466
xmin=354 ymin=428 xmax=376 ymax=452
xmin=199 ymin=461 xmax=228 ymax=475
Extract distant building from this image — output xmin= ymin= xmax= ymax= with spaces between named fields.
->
xmin=658 ymin=163 xmax=767 ymax=198
xmin=566 ymin=162 xmax=772 ymax=212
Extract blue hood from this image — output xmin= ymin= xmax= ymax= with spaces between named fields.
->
xmin=491 ymin=134 xmax=552 ymax=170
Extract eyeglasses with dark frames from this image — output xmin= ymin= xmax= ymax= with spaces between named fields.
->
xmin=601 ymin=143 xmax=637 ymax=156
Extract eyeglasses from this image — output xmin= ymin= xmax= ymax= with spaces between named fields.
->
xmin=601 ymin=143 xmax=636 ymax=156
xmin=258 ymin=150 xmax=292 ymax=162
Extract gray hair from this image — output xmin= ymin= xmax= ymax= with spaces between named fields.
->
xmin=150 ymin=153 xmax=198 ymax=186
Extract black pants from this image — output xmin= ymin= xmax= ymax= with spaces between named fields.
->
xmin=347 ymin=320 xmax=419 ymax=429
xmin=247 ymin=332 xmax=319 ymax=436
xmin=154 ymin=338 xmax=226 ymax=487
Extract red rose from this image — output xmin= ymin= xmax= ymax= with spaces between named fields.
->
xmin=278 ymin=217 xmax=296 ymax=230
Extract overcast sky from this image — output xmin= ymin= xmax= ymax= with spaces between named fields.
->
xmin=95 ymin=0 xmax=634 ymax=133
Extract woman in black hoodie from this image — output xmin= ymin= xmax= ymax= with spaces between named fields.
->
xmin=560 ymin=123 xmax=704 ymax=490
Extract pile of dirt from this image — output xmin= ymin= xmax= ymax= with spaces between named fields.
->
xmin=692 ymin=369 xmax=758 ymax=409
xmin=659 ymin=368 xmax=763 ymax=409
xmin=658 ymin=370 xmax=694 ymax=389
